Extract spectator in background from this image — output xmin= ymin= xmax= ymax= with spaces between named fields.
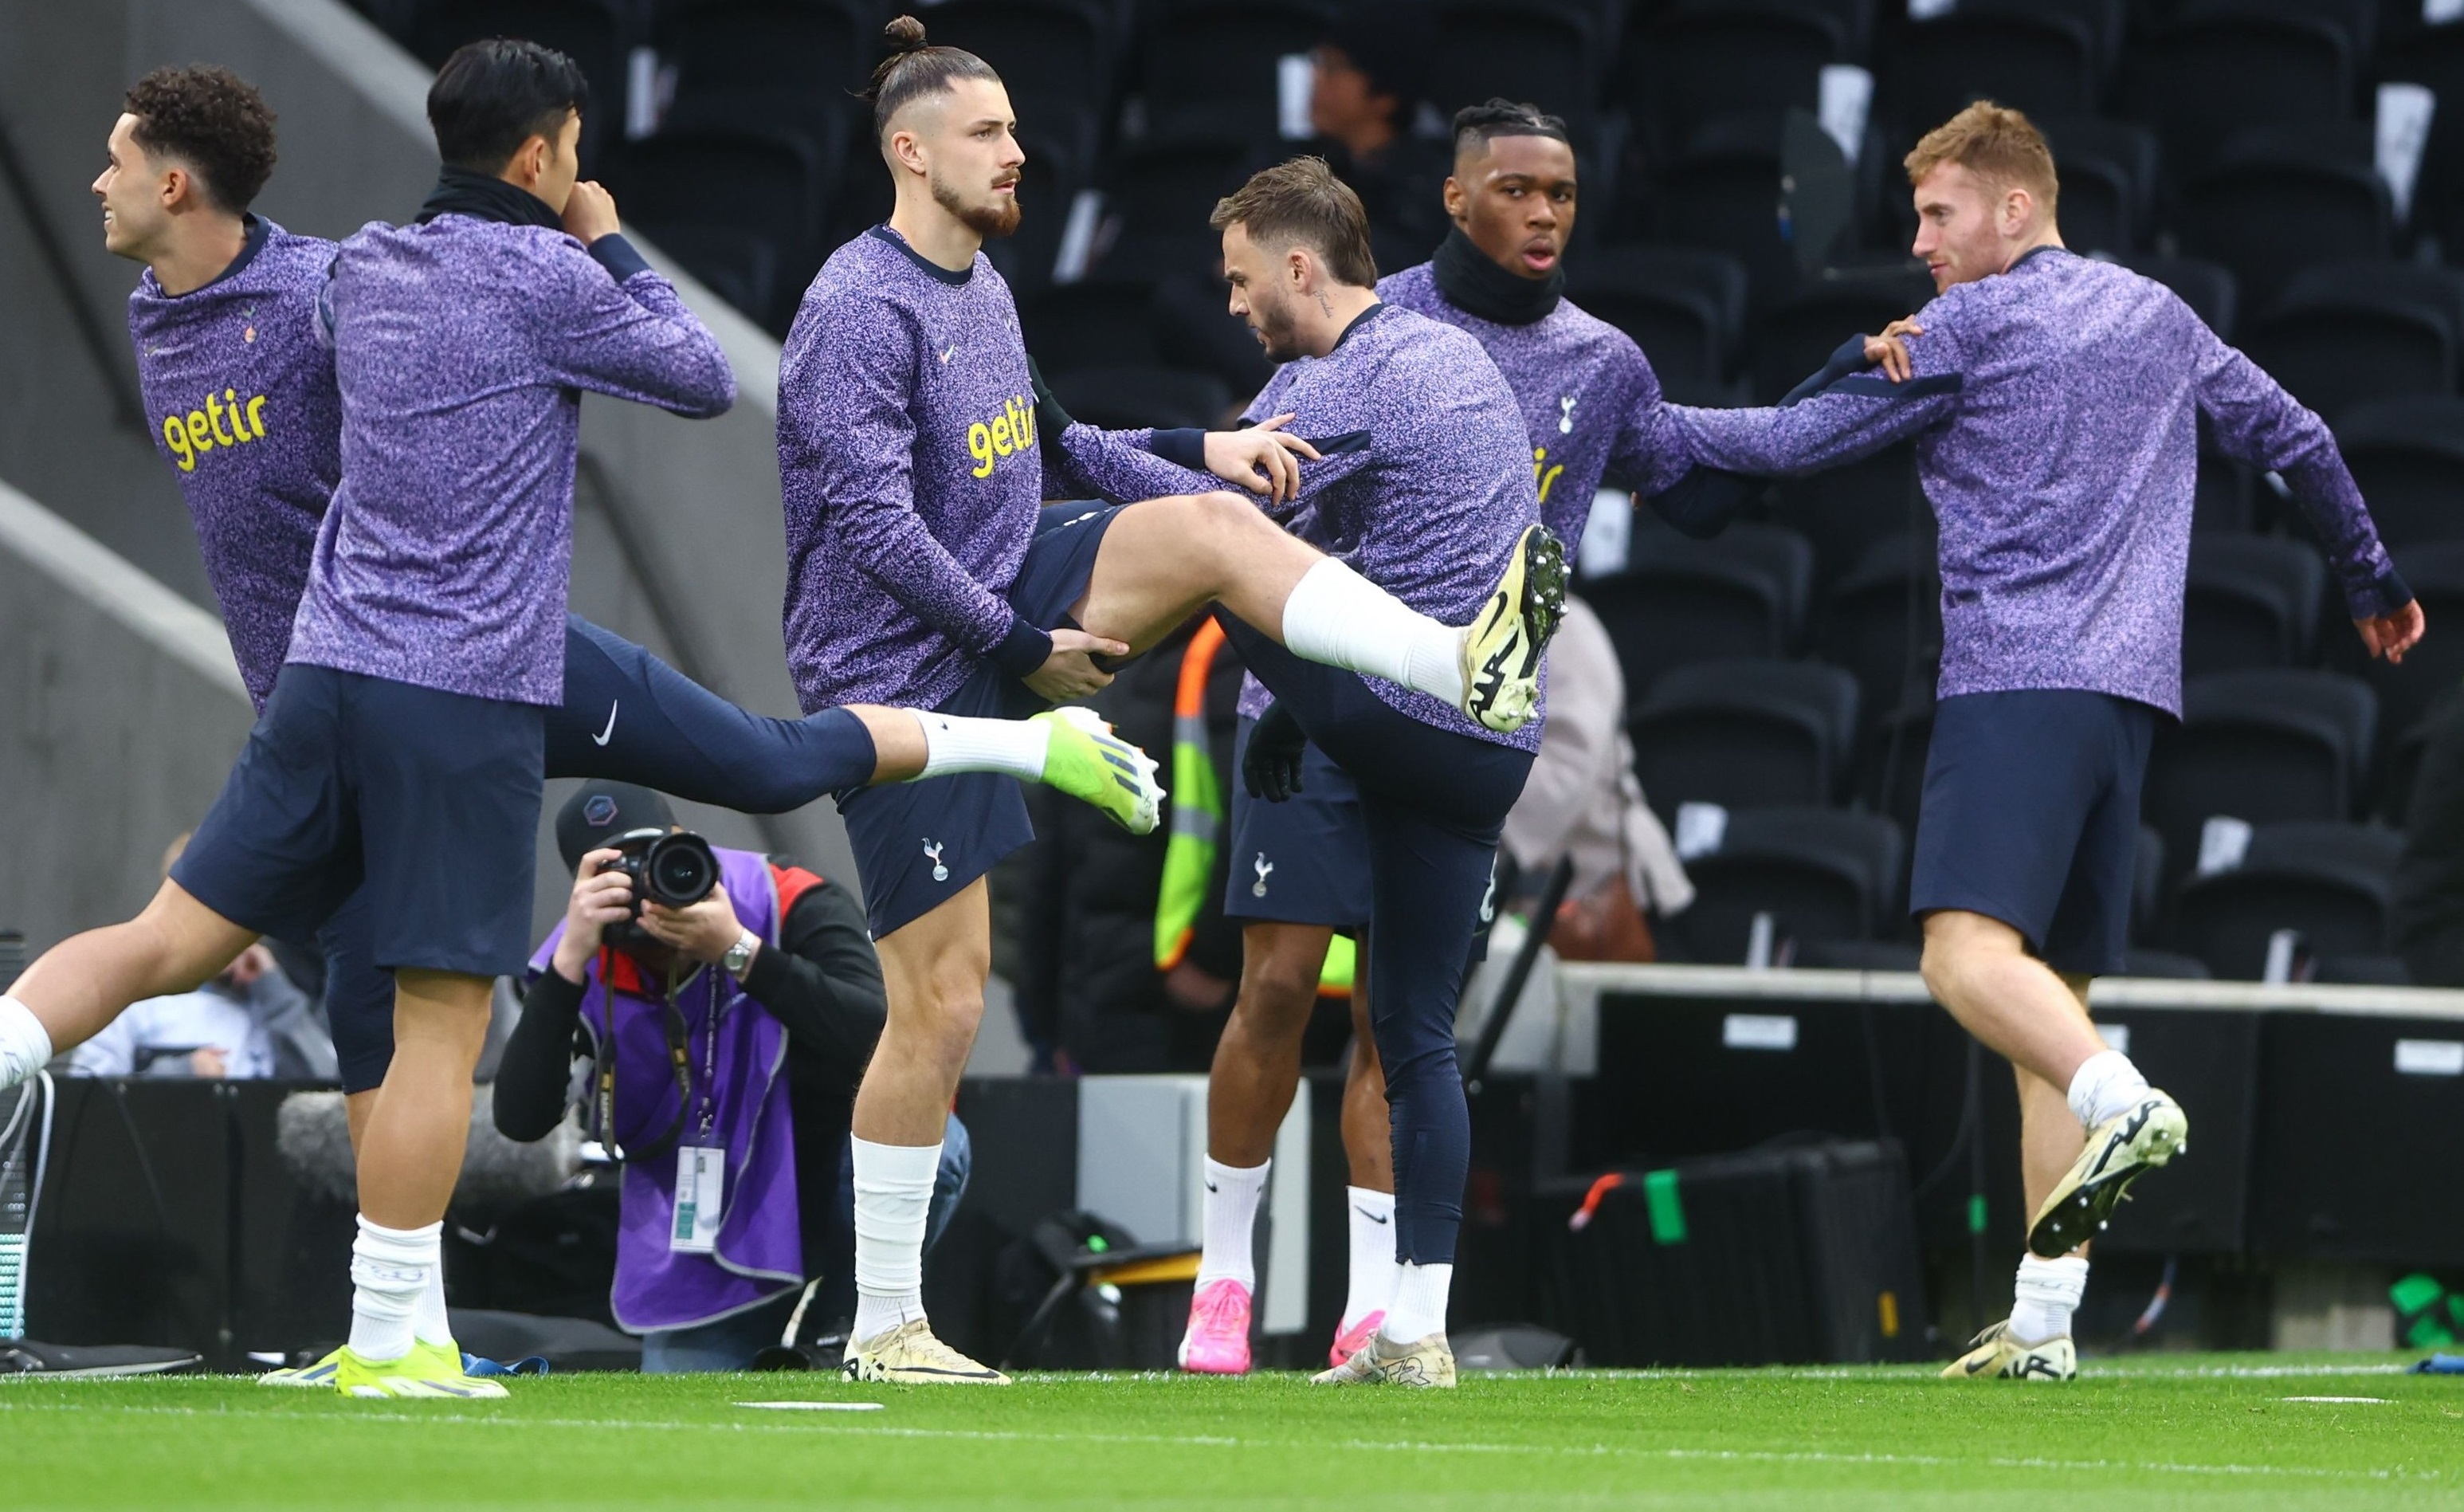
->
xmin=1299 ymin=6 xmax=1450 ymax=277
xmin=2396 ymin=686 xmax=2464 ymax=987
xmin=69 ymin=834 xmax=335 ymax=1080
xmin=1500 ymin=598 xmax=1693 ymax=959
xmin=493 ymin=780 xmax=968 ymax=1370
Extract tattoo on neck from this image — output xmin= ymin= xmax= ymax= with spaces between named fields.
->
xmin=1316 ymin=292 xmax=1335 ymax=320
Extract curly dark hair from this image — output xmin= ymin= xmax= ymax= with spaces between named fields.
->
xmin=124 ymin=65 xmax=277 ymax=214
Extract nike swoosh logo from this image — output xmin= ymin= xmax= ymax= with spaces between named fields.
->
xmin=940 ymin=345 xmax=956 ymax=364
xmin=590 ymin=701 xmax=618 ymax=747
xmin=1356 ymin=1207 xmax=1390 ymax=1224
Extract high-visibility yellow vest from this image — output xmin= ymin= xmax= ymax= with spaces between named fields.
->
xmin=1153 ymin=619 xmax=1354 ymax=995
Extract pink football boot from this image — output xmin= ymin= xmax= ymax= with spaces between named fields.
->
xmin=1328 ymin=1310 xmax=1385 ymax=1368
xmin=1177 ymin=1278 xmax=1254 ymax=1375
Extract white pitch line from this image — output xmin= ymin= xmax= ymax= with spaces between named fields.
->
xmin=0 ymin=1400 xmax=2437 ymax=1483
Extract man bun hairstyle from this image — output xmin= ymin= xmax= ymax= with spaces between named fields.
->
xmin=426 ymin=37 xmax=591 ymax=173
xmin=865 ymin=15 xmax=1002 ymax=142
xmin=1905 ymin=100 xmax=2059 ymax=220
xmin=1452 ymin=99 xmax=1570 ymax=158
xmin=1210 ymin=156 xmax=1379 ymax=289
xmin=124 ymin=65 xmax=278 ymax=215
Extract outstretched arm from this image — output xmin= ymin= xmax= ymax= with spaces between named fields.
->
xmin=532 ymin=187 xmax=736 ymax=417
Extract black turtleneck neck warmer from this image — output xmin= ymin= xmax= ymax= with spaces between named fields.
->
xmin=414 ymin=165 xmax=564 ymax=230
xmin=1433 ymin=225 xmax=1564 ymax=326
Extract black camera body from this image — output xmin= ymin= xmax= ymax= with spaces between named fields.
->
xmin=600 ymin=827 xmax=720 ymax=945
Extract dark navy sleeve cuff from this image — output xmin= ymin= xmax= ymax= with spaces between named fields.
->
xmin=2350 ymin=566 xmax=2415 ymax=622
xmin=1148 ymin=428 xmax=1209 ymax=471
xmin=1646 ymin=468 xmax=1760 ymax=539
xmin=587 ymin=233 xmax=653 ymax=283
xmin=989 ymin=615 xmax=1055 ymax=681
xmin=1779 ymin=335 xmax=1874 ymax=408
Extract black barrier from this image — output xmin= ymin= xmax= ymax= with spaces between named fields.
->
xmin=2254 ymin=1011 xmax=2464 ymax=1264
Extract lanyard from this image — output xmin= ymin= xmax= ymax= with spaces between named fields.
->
xmin=587 ymin=946 xmax=693 ymax=1164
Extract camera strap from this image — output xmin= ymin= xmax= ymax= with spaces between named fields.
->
xmin=587 ymin=945 xmax=694 ymax=1165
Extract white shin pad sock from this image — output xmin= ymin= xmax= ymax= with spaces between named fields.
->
xmin=1342 ymin=1187 xmax=1398 ymax=1330
xmin=850 ymin=1136 xmax=941 ymax=1341
xmin=1278 ymin=560 xmax=1465 ymax=706
xmin=916 ymin=712 xmax=1052 ymax=782
xmin=1196 ymin=1157 xmax=1270 ymax=1292
xmin=2011 ymin=1254 xmax=2089 ymax=1344
xmin=1383 ymin=1260 xmax=1454 ymax=1344
xmin=0 ymin=996 xmax=53 ymax=1089
xmin=2066 ymin=1049 xmax=2152 ymax=1129
xmin=348 ymin=1216 xmax=441 ymax=1364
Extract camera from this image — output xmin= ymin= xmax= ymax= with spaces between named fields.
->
xmin=599 ymin=827 xmax=720 ymax=932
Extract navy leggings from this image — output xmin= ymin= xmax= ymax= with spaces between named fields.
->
xmin=1222 ymin=615 xmax=1532 ymax=1267
xmin=319 ymin=615 xmax=880 ymax=1091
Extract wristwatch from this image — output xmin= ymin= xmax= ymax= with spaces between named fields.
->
xmin=721 ymin=930 xmax=760 ymax=978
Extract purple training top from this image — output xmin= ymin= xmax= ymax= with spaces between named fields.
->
xmin=1663 ymin=248 xmax=2407 ymax=717
xmin=1378 ymin=261 xmax=1687 ymax=559
xmin=128 ymin=217 xmax=336 ymax=710
xmin=1054 ymin=303 xmax=1543 ymax=750
xmin=777 ymin=228 xmax=1052 ymax=715
xmin=288 ymin=216 xmax=735 ymax=705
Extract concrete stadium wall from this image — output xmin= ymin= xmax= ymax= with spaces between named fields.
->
xmin=0 ymin=0 xmax=857 ymax=933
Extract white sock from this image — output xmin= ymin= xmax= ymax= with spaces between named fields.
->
xmin=347 ymin=1215 xmax=440 ymax=1364
xmin=1342 ymin=1187 xmax=1398 ymax=1331
xmin=1279 ymin=559 xmax=1466 ymax=705
xmin=2010 ymin=1254 xmax=2089 ymax=1345
xmin=850 ymin=1136 xmax=941 ymax=1342
xmin=1195 ymin=1157 xmax=1271 ymax=1291
xmin=0 ymin=996 xmax=53 ymax=1089
xmin=2066 ymin=1049 xmax=2152 ymax=1129
xmin=916 ymin=712 xmax=1052 ymax=782
xmin=414 ymin=1253 xmax=454 ymax=1349
xmin=1382 ymin=1260 xmax=1453 ymax=1344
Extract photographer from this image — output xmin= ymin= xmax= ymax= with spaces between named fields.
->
xmin=494 ymin=780 xmax=968 ymax=1370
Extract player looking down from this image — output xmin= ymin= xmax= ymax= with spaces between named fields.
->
xmin=1660 ymin=101 xmax=2425 ymax=1382
xmin=782 ymin=18 xmax=1562 ymax=1385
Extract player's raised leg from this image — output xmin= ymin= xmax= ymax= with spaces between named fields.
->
xmin=0 ymin=883 xmax=257 ymax=1087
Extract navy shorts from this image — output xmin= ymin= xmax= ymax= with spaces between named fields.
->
xmin=316 ymin=886 xmax=395 ymax=1093
xmin=1909 ymin=688 xmax=2160 ymax=976
xmin=838 ymin=503 xmax=1122 ymax=938
xmin=1226 ymin=718 xmax=1372 ymax=929
xmin=172 ymin=663 xmax=545 ymax=986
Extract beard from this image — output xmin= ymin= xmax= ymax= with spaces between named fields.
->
xmin=1250 ymin=293 xmax=1306 ymax=365
xmin=934 ymin=171 xmax=1022 ymax=239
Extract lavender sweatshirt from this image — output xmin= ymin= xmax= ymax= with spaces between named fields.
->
xmin=128 ymin=217 xmax=336 ymax=709
xmin=1665 ymin=248 xmax=2407 ymax=716
xmin=1053 ymin=303 xmax=1543 ymax=750
xmin=287 ymin=217 xmax=735 ymax=705
xmin=777 ymin=228 xmax=1052 ymax=714
xmin=1378 ymin=261 xmax=1689 ymax=556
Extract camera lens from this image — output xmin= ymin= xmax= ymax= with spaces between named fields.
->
xmin=645 ymin=834 xmax=718 ymax=908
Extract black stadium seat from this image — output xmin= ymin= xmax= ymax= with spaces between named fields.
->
xmin=1622 ymin=2 xmax=1849 ymax=160
xmin=650 ymin=0 xmax=873 ymax=150
xmin=2176 ymin=154 xmax=2390 ymax=312
xmin=623 ymin=128 xmax=828 ymax=332
xmin=1582 ymin=524 xmax=1815 ymax=693
xmin=1888 ymin=10 xmax=2099 ymax=132
xmin=1567 ymin=247 xmax=1750 ymax=387
xmin=2181 ymin=532 xmax=2324 ymax=676
xmin=2333 ymin=397 xmax=2464 ymax=550
xmin=1138 ymin=0 xmax=1332 ymax=143
xmin=1091 ymin=136 xmax=1253 ymax=285
xmin=2143 ymin=668 xmax=2379 ymax=884
xmin=1426 ymin=1 xmax=1603 ymax=146
xmin=414 ymin=0 xmax=636 ymax=175
xmin=1764 ymin=442 xmax=1927 ymax=591
xmin=912 ymin=0 xmax=1118 ymax=167
xmin=1022 ymin=281 xmax=1163 ymax=375
xmin=1750 ymin=268 xmax=1932 ymax=404
xmin=2154 ymin=10 xmax=2355 ymax=180
xmin=2324 ymin=540 xmax=2464 ymax=817
xmin=1666 ymin=806 xmax=1905 ymax=963
xmin=2168 ymin=820 xmax=2400 ymax=980
xmin=1819 ymin=532 xmax=1938 ymax=731
xmin=1630 ymin=658 xmax=1861 ymax=820
xmin=1047 ymin=366 xmax=1231 ymax=431
xmin=1856 ymin=698 xmax=1931 ymax=838
xmin=2241 ymin=261 xmax=2464 ymax=421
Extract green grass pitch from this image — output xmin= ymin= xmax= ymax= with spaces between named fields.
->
xmin=5 ymin=1353 xmax=2458 ymax=1508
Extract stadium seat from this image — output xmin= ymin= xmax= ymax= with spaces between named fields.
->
xmin=1764 ymin=441 xmax=1926 ymax=590
xmin=2241 ymin=261 xmax=2464 ymax=421
xmin=980 ymin=128 xmax=1088 ymax=299
xmin=622 ymin=128 xmax=828 ymax=332
xmin=1665 ymin=806 xmax=1905 ymax=963
xmin=1855 ymin=697 xmax=1930 ymax=838
xmin=412 ymin=0 xmax=636 ymax=175
xmin=2036 ymin=117 xmax=2160 ymax=259
xmin=910 ymin=0 xmax=1118 ymax=168
xmin=2333 ymin=397 xmax=2464 ymax=549
xmin=2153 ymin=10 xmax=2356 ymax=181
xmin=2121 ymin=948 xmax=2212 ymax=980
xmin=1630 ymin=658 xmax=1861 ymax=820
xmin=2143 ymin=669 xmax=2379 ymax=885
xmin=636 ymin=224 xmax=779 ymax=328
xmin=649 ymin=0 xmax=873 ymax=153
xmin=1137 ymin=0 xmax=1332 ymax=143
xmin=2182 ymin=532 xmax=2324 ymax=676
xmin=2176 ymin=155 xmax=2391 ymax=312
xmin=2323 ymin=539 xmax=2464 ymax=817
xmin=1567 ymin=247 xmax=1750 ymax=387
xmin=1089 ymin=135 xmax=1253 ymax=285
xmin=1047 ymin=365 xmax=1231 ymax=431
xmin=1621 ymin=2 xmax=1849 ymax=162
xmin=1426 ymin=1 xmax=1603 ymax=147
xmin=2386 ymin=21 xmax=2464 ymax=257
xmin=1749 ymin=266 xmax=1932 ymax=404
xmin=1818 ymin=533 xmax=1938 ymax=733
xmin=2123 ymin=253 xmax=2238 ymax=343
xmin=1886 ymin=10 xmax=2100 ymax=134
xmin=1582 ymin=524 xmax=1815 ymax=694
xmin=1022 ymin=281 xmax=1163 ymax=375
xmin=2167 ymin=819 xmax=2400 ymax=980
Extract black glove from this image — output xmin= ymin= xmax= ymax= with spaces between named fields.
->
xmin=1242 ymin=701 xmax=1308 ymax=803
xmin=1027 ymin=354 xmax=1074 ymax=438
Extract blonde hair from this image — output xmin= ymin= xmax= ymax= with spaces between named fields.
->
xmin=1904 ymin=100 xmax=2058 ymax=221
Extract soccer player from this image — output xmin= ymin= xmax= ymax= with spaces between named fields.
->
xmin=1047 ymin=159 xmax=1558 ymax=1388
xmin=82 ymin=62 xmax=1159 ymax=1391
xmin=1176 ymin=96 xmax=1758 ymax=1374
xmin=783 ymin=18 xmax=1561 ymax=1385
xmin=1660 ymin=102 xmax=2425 ymax=1380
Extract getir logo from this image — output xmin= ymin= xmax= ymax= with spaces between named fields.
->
xmin=967 ymin=395 xmax=1037 ymax=479
xmin=162 ymin=387 xmax=270 ymax=473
